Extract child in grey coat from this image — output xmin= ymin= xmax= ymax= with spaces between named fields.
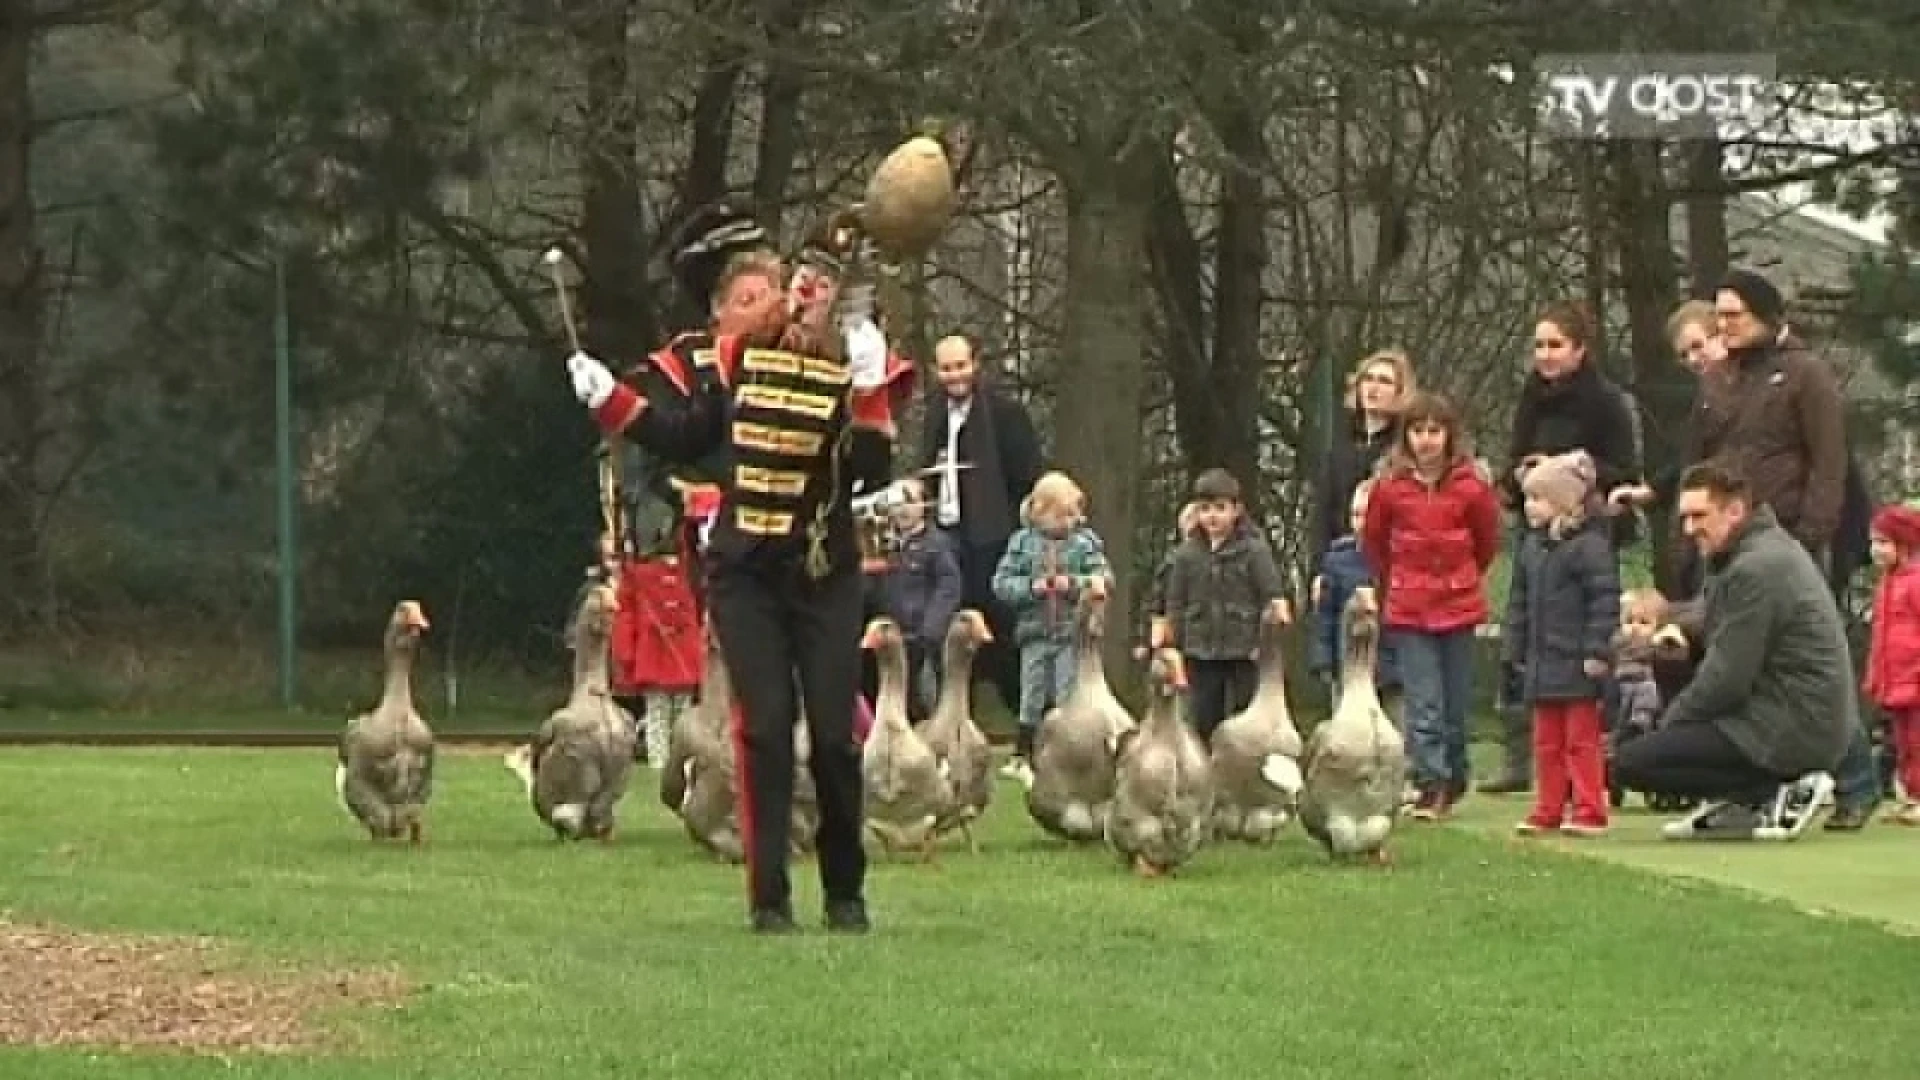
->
xmin=1162 ymin=469 xmax=1289 ymax=744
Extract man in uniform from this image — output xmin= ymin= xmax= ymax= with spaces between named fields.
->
xmin=604 ymin=205 xmax=787 ymax=762
xmin=565 ymin=214 xmax=904 ymax=934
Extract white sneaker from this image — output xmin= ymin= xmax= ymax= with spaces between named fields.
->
xmin=999 ymin=758 xmax=1027 ymax=780
xmin=1756 ymin=772 xmax=1835 ymax=841
xmin=1661 ymin=800 xmax=1759 ymax=841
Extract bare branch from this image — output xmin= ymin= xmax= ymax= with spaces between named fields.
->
xmin=32 ymin=0 xmax=159 ymax=30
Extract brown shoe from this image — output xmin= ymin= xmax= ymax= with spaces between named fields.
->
xmin=1824 ymin=803 xmax=1874 ymax=832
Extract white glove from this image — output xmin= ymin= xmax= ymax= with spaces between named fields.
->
xmin=844 ymin=319 xmax=888 ymax=390
xmin=851 ymin=479 xmax=914 ymax=519
xmin=567 ymin=350 xmax=616 ymax=409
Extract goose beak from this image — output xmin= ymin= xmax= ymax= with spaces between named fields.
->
xmin=399 ymin=601 xmax=431 ymax=631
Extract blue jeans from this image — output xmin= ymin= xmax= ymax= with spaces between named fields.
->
xmin=1396 ymin=628 xmax=1475 ymax=795
xmin=1018 ymin=639 xmax=1076 ymax=733
xmin=1834 ymin=718 xmax=1880 ymax=810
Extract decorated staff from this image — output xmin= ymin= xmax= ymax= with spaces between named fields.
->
xmin=563 ymin=133 xmax=956 ymax=934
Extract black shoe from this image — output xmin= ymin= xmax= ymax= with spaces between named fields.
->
xmin=824 ymin=900 xmax=871 ymax=934
xmin=750 ymin=907 xmax=798 ymax=934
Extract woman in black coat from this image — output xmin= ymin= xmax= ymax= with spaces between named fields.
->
xmin=1484 ymin=302 xmax=1640 ymax=796
xmin=1310 ymin=348 xmax=1415 ymax=601
xmin=1501 ymin=303 xmax=1641 ymax=519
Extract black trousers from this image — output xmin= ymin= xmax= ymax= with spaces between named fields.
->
xmin=1187 ymin=657 xmax=1258 ymax=743
xmin=1611 ymin=718 xmax=1796 ymax=807
xmin=707 ymin=562 xmax=866 ymax=916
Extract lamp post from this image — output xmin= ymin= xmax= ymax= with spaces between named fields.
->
xmin=273 ymin=254 xmax=298 ymax=709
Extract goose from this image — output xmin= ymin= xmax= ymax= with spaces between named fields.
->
xmin=672 ymin=630 xmax=746 ymax=862
xmin=1208 ymin=604 xmax=1305 ymax=843
xmin=1107 ymin=647 xmax=1216 ymax=876
xmin=920 ymin=610 xmax=996 ymax=853
xmin=337 ymin=601 xmax=436 ymax=844
xmin=1297 ymin=586 xmax=1407 ymax=866
xmin=859 ymin=617 xmax=954 ymax=862
xmin=1024 ymin=584 xmax=1134 ymax=842
xmin=505 ymin=581 xmax=636 ymax=841
xmin=660 ymin=629 xmax=729 ymax=816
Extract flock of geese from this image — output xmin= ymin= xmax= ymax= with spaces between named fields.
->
xmin=334 ymin=578 xmax=1410 ymax=874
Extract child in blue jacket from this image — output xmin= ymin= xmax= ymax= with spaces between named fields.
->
xmin=993 ymin=471 xmax=1112 ymax=773
xmin=1311 ymin=480 xmax=1401 ymax=707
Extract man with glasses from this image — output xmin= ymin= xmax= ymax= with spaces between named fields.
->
xmin=1704 ymin=270 xmax=1875 ymax=829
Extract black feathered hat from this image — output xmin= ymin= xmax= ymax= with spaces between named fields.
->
xmin=665 ymin=201 xmax=772 ymax=313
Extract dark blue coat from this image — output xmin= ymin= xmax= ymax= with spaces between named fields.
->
xmin=1312 ymin=535 xmax=1401 ymax=689
xmin=881 ymin=527 xmax=963 ymax=646
xmin=1502 ymin=516 xmax=1621 ymax=703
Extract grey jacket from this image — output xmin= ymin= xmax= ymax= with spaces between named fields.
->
xmin=1164 ymin=519 xmax=1286 ymax=661
xmin=1502 ymin=516 xmax=1620 ymax=703
xmin=1665 ymin=506 xmax=1854 ymax=777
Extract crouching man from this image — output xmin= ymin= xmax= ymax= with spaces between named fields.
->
xmin=1612 ymin=463 xmax=1852 ymax=840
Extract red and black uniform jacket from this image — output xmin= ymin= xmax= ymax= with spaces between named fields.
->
xmin=593 ymin=333 xmax=899 ymax=585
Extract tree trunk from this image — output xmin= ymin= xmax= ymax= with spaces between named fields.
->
xmin=0 ymin=1 xmax=42 ymax=636
xmin=1054 ymin=156 xmax=1152 ymax=683
xmin=1147 ymin=153 xmax=1209 ymax=483
xmin=666 ymin=51 xmax=742 ymax=328
xmin=1204 ymin=109 xmax=1269 ymax=521
xmin=749 ymin=0 xmax=807 ymax=235
xmin=1608 ymin=142 xmax=1687 ymax=585
xmin=1682 ymin=138 xmax=1729 ymax=298
xmin=1576 ymin=143 xmax=1612 ymax=372
xmin=576 ymin=0 xmax=655 ymax=359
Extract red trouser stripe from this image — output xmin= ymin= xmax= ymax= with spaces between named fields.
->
xmin=729 ymin=701 xmax=759 ymax=904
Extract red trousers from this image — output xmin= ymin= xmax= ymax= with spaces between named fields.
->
xmin=1527 ymin=699 xmax=1607 ymax=828
xmin=1890 ymin=708 xmax=1920 ymax=800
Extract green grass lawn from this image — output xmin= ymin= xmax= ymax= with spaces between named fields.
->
xmin=3 ymin=749 xmax=1919 ymax=1079
xmin=1449 ymin=788 xmax=1920 ymax=934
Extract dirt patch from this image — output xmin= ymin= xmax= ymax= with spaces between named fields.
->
xmin=0 ymin=916 xmax=409 ymax=1055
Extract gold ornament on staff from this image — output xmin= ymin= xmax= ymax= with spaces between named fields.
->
xmin=823 ymin=131 xmax=961 ymax=579
xmin=816 ymin=131 xmax=959 ymax=349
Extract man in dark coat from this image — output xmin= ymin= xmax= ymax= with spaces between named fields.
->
xmin=917 ymin=333 xmax=1045 ymax=724
xmin=1612 ymin=463 xmax=1853 ymax=841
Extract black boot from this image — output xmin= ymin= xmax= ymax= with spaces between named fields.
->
xmin=751 ymin=906 xmax=799 ymax=934
xmin=824 ymin=899 xmax=871 ymax=933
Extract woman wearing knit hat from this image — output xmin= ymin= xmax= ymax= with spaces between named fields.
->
xmin=1863 ymin=505 xmax=1920 ymax=825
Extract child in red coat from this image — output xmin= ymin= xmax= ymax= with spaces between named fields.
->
xmin=1362 ymin=391 xmax=1503 ymax=819
xmin=1863 ymin=504 xmax=1920 ymax=825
